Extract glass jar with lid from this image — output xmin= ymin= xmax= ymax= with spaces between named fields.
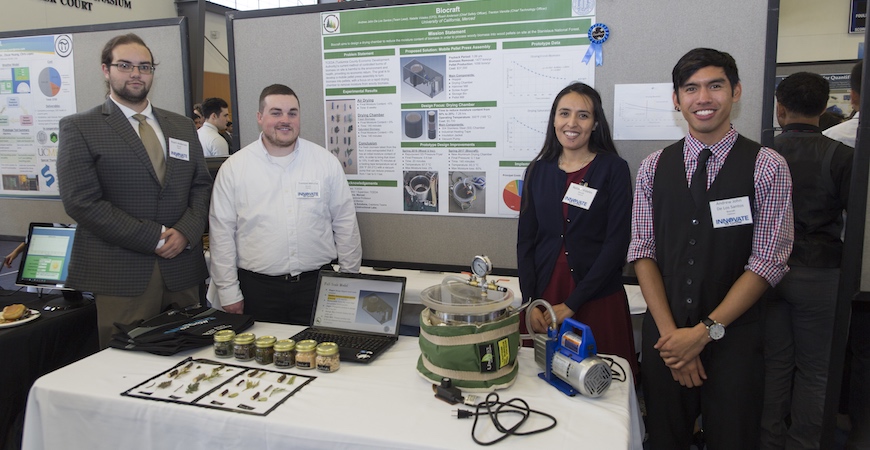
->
xmin=233 ymin=332 xmax=256 ymax=361
xmin=273 ymin=339 xmax=296 ymax=368
xmin=213 ymin=329 xmax=236 ymax=359
xmin=295 ymin=339 xmax=318 ymax=369
xmin=316 ymin=342 xmax=340 ymax=373
xmin=254 ymin=335 xmax=277 ymax=365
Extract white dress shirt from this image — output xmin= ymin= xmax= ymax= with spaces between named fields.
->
xmin=822 ymin=112 xmax=859 ymax=148
xmin=198 ymin=121 xmax=229 ymax=157
xmin=208 ymin=135 xmax=362 ymax=308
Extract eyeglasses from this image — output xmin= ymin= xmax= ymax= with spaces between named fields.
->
xmin=109 ymin=62 xmax=156 ymax=74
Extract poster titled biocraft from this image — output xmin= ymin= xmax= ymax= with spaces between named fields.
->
xmin=0 ymin=34 xmax=76 ymax=198
xmin=321 ymin=0 xmax=595 ymax=218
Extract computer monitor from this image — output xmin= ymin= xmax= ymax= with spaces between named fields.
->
xmin=15 ymin=222 xmax=87 ymax=310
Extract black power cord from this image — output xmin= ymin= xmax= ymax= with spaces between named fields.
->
xmin=599 ymin=355 xmax=627 ymax=383
xmin=453 ymin=392 xmax=557 ymax=446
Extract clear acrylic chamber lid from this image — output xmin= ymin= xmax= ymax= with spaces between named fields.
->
xmin=420 ymin=276 xmax=514 ymax=316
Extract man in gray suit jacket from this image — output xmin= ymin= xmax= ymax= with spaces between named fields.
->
xmin=57 ymin=34 xmax=211 ymax=348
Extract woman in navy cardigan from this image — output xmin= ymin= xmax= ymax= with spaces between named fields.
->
xmin=518 ymin=82 xmax=637 ymax=377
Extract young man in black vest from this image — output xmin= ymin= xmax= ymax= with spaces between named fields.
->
xmin=760 ymin=71 xmax=853 ymax=449
xmin=627 ymin=48 xmax=794 ymax=449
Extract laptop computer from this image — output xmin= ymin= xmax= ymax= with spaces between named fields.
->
xmin=290 ymin=271 xmax=407 ymax=364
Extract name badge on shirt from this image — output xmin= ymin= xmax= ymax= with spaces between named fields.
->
xmin=168 ymin=138 xmax=190 ymax=161
xmin=297 ymin=181 xmax=321 ymax=199
xmin=562 ymin=183 xmax=597 ymax=210
xmin=710 ymin=196 xmax=753 ymax=228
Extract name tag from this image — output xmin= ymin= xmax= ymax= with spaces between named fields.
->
xmin=168 ymin=138 xmax=190 ymax=161
xmin=562 ymin=183 xmax=597 ymax=210
xmin=297 ymin=180 xmax=321 ymax=199
xmin=710 ymin=196 xmax=753 ymax=228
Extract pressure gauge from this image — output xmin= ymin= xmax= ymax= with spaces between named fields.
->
xmin=471 ymin=255 xmax=492 ymax=278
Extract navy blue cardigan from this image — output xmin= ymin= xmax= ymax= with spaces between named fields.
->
xmin=517 ymin=151 xmax=631 ymax=311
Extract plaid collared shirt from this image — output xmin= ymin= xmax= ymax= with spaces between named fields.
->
xmin=627 ymin=127 xmax=793 ymax=286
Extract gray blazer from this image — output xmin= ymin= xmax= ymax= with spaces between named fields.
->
xmin=57 ymin=98 xmax=212 ymax=296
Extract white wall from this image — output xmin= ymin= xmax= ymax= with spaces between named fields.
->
xmin=779 ymin=0 xmax=864 ymax=63
xmin=204 ymin=10 xmax=230 ymax=74
xmin=0 ymin=0 xmax=179 ymax=33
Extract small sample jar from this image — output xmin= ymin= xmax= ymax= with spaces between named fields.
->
xmin=254 ymin=335 xmax=277 ymax=365
xmin=233 ymin=332 xmax=256 ymax=361
xmin=213 ymin=329 xmax=236 ymax=359
xmin=273 ymin=339 xmax=296 ymax=368
xmin=316 ymin=342 xmax=340 ymax=373
xmin=295 ymin=339 xmax=318 ymax=370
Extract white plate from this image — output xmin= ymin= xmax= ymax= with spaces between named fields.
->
xmin=0 ymin=309 xmax=40 ymax=328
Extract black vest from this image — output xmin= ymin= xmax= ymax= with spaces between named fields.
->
xmin=773 ymin=129 xmax=847 ymax=268
xmin=653 ymin=135 xmax=760 ymax=327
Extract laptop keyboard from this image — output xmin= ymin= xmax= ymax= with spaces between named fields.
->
xmin=293 ymin=330 xmax=392 ymax=353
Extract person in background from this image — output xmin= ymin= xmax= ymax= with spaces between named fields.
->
xmin=198 ymin=97 xmax=230 ymax=157
xmin=3 ymin=242 xmax=26 ymax=268
xmin=628 ymin=48 xmax=793 ymax=449
xmin=823 ymin=61 xmax=862 ymax=147
xmin=222 ymin=120 xmax=234 ymax=152
xmin=192 ymin=103 xmax=204 ymax=129
xmin=57 ymin=33 xmax=211 ymax=348
xmin=819 ymin=110 xmax=845 ymax=131
xmin=517 ymin=82 xmax=638 ymax=378
xmin=190 ymin=110 xmax=204 ymax=130
xmin=208 ymin=84 xmax=362 ymax=324
xmin=761 ymin=71 xmax=853 ymax=450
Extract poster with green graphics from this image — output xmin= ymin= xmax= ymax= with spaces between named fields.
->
xmin=320 ymin=0 xmax=595 ymax=218
xmin=0 ymin=34 xmax=76 ymax=199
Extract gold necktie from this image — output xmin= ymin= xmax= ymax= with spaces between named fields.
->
xmin=132 ymin=114 xmax=165 ymax=184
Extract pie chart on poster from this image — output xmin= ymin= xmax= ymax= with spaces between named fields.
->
xmin=39 ymin=67 xmax=62 ymax=97
xmin=503 ymin=180 xmax=523 ymax=212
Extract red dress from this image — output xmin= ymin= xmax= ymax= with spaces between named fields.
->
xmin=521 ymin=166 xmax=639 ymax=380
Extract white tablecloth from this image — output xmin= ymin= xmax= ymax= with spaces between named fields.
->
xmin=23 ymin=321 xmax=644 ymax=450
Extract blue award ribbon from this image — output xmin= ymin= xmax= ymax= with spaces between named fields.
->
xmin=582 ymin=23 xmax=610 ymax=66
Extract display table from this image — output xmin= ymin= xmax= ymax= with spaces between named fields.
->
xmin=1 ymin=291 xmax=98 ymax=448
xmin=23 ymin=321 xmax=643 ymax=449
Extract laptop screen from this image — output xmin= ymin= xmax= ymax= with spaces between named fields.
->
xmin=311 ymin=271 xmax=406 ymax=337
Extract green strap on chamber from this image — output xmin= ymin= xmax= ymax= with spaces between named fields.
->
xmin=417 ymin=308 xmax=521 ymax=391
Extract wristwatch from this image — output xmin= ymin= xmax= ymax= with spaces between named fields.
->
xmin=702 ymin=317 xmax=725 ymax=341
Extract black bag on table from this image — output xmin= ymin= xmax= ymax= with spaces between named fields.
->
xmin=109 ymin=305 xmax=254 ymax=356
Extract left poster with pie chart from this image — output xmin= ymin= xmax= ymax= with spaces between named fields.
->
xmin=0 ymin=34 xmax=76 ymax=198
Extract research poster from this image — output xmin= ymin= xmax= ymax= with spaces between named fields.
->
xmin=0 ymin=34 xmax=76 ymax=198
xmin=321 ymin=0 xmax=595 ymax=218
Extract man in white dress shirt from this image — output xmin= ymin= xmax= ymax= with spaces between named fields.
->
xmin=823 ymin=61 xmax=861 ymax=147
xmin=197 ymin=97 xmax=230 ymax=157
xmin=208 ymin=84 xmax=362 ymax=324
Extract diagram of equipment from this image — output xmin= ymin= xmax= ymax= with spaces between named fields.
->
xmin=403 ymin=171 xmax=438 ymax=212
xmin=402 ymin=59 xmax=444 ymax=98
xmin=404 ymin=111 xmax=424 ymax=138
xmin=361 ymin=293 xmax=393 ymax=324
xmin=325 ymin=99 xmax=357 ymax=174
xmin=449 ymin=171 xmax=486 ymax=214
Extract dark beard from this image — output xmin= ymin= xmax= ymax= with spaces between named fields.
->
xmin=112 ymin=83 xmax=149 ymax=105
